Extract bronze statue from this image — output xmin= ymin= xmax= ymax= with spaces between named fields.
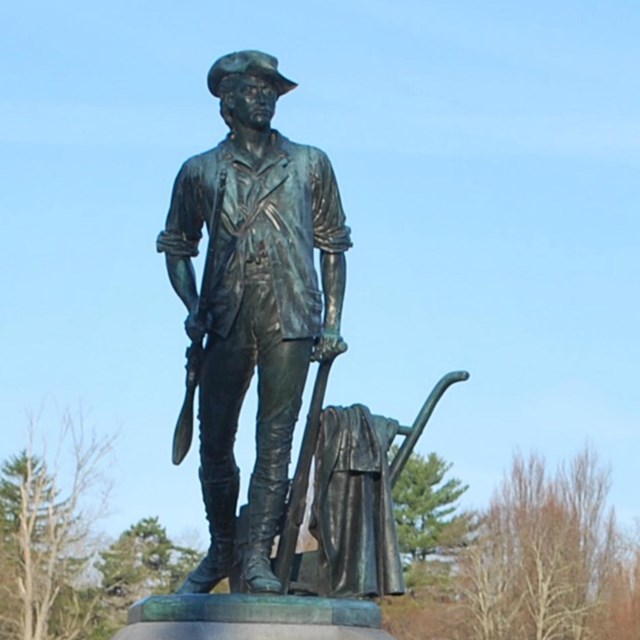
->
xmin=157 ymin=50 xmax=351 ymax=595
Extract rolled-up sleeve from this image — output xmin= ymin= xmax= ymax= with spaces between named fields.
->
xmin=156 ymin=160 xmax=205 ymax=257
xmin=311 ymin=150 xmax=352 ymax=254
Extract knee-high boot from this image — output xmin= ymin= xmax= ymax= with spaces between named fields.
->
xmin=243 ymin=475 xmax=289 ymax=594
xmin=176 ymin=468 xmax=239 ymax=594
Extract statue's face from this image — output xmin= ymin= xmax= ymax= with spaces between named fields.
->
xmin=230 ymin=75 xmax=278 ymax=131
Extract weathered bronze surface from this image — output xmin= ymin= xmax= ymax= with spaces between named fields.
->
xmin=128 ymin=594 xmax=381 ymax=627
xmin=156 ymin=50 xmax=470 ymax=609
xmin=307 ymin=372 xmax=469 ymax=598
xmin=157 ymin=50 xmax=351 ymax=595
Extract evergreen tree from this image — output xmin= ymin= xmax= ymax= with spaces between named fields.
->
xmin=93 ymin=517 xmax=201 ymax=637
xmin=0 ymin=452 xmax=57 ymax=539
xmin=391 ymin=448 xmax=469 ymax=564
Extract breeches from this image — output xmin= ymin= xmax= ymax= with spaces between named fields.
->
xmin=198 ymin=269 xmax=313 ymax=487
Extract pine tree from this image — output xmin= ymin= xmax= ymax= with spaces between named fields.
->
xmin=93 ymin=517 xmax=201 ymax=637
xmin=98 ymin=516 xmax=201 ymax=597
xmin=391 ymin=448 xmax=469 ymax=564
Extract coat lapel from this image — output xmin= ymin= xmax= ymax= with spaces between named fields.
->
xmin=218 ymin=133 xmax=291 ymax=231
xmin=255 ymin=154 xmax=289 ymax=204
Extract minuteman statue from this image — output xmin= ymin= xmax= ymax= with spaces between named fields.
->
xmin=157 ymin=50 xmax=351 ymax=594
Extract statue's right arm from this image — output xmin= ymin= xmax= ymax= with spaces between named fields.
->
xmin=166 ymin=255 xmax=209 ymax=342
xmin=165 ymin=254 xmax=199 ymax=313
xmin=158 ymin=160 xmax=208 ymax=340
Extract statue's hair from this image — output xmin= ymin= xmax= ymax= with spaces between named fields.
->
xmin=218 ymin=74 xmax=242 ymax=130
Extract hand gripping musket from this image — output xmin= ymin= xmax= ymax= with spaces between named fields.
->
xmin=274 ymin=356 xmax=336 ymax=592
xmin=171 ymin=169 xmax=228 ymax=466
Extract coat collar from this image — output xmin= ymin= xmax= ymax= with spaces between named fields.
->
xmin=220 ymin=129 xmax=290 ymax=175
xmin=218 ymin=131 xmax=291 ymax=227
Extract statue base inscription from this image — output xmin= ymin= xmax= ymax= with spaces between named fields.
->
xmin=112 ymin=594 xmax=395 ymax=640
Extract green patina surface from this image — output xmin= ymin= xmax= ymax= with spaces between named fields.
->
xmin=128 ymin=594 xmax=381 ymax=628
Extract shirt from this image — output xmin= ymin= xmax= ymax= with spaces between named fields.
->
xmin=157 ymin=131 xmax=352 ymax=339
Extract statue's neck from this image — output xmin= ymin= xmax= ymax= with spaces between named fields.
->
xmin=231 ymin=125 xmax=272 ymax=162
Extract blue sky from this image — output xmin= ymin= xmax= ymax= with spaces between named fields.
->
xmin=1 ymin=1 xmax=638 ymax=545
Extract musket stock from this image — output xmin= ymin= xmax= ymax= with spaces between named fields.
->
xmin=170 ymin=170 xmax=227 ymax=465
xmin=171 ymin=342 xmax=203 ymax=465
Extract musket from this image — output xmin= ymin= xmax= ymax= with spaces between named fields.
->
xmin=389 ymin=370 xmax=470 ymax=487
xmin=171 ymin=169 xmax=228 ymax=466
xmin=273 ymin=356 xmax=335 ymax=592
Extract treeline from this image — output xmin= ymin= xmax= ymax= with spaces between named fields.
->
xmin=0 ymin=414 xmax=204 ymax=640
xmin=2 ymin=413 xmax=638 ymax=640
xmin=384 ymin=448 xmax=640 ymax=640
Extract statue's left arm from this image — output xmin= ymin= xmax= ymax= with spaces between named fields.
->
xmin=311 ymin=149 xmax=352 ymax=362
xmin=313 ymin=251 xmax=348 ymax=361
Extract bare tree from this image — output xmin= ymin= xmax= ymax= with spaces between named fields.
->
xmin=1 ymin=408 xmax=114 ymax=640
xmin=555 ymin=450 xmax=617 ymax=640
xmin=459 ymin=447 xmax=617 ymax=640
xmin=459 ymin=508 xmax=524 ymax=640
xmin=596 ymin=529 xmax=640 ymax=640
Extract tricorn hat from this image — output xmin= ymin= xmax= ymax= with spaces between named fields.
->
xmin=207 ymin=50 xmax=297 ymax=98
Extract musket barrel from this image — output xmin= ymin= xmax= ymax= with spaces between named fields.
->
xmin=274 ymin=358 xmax=335 ymax=592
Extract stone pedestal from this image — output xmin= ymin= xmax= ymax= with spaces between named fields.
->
xmin=112 ymin=594 xmax=395 ymax=640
